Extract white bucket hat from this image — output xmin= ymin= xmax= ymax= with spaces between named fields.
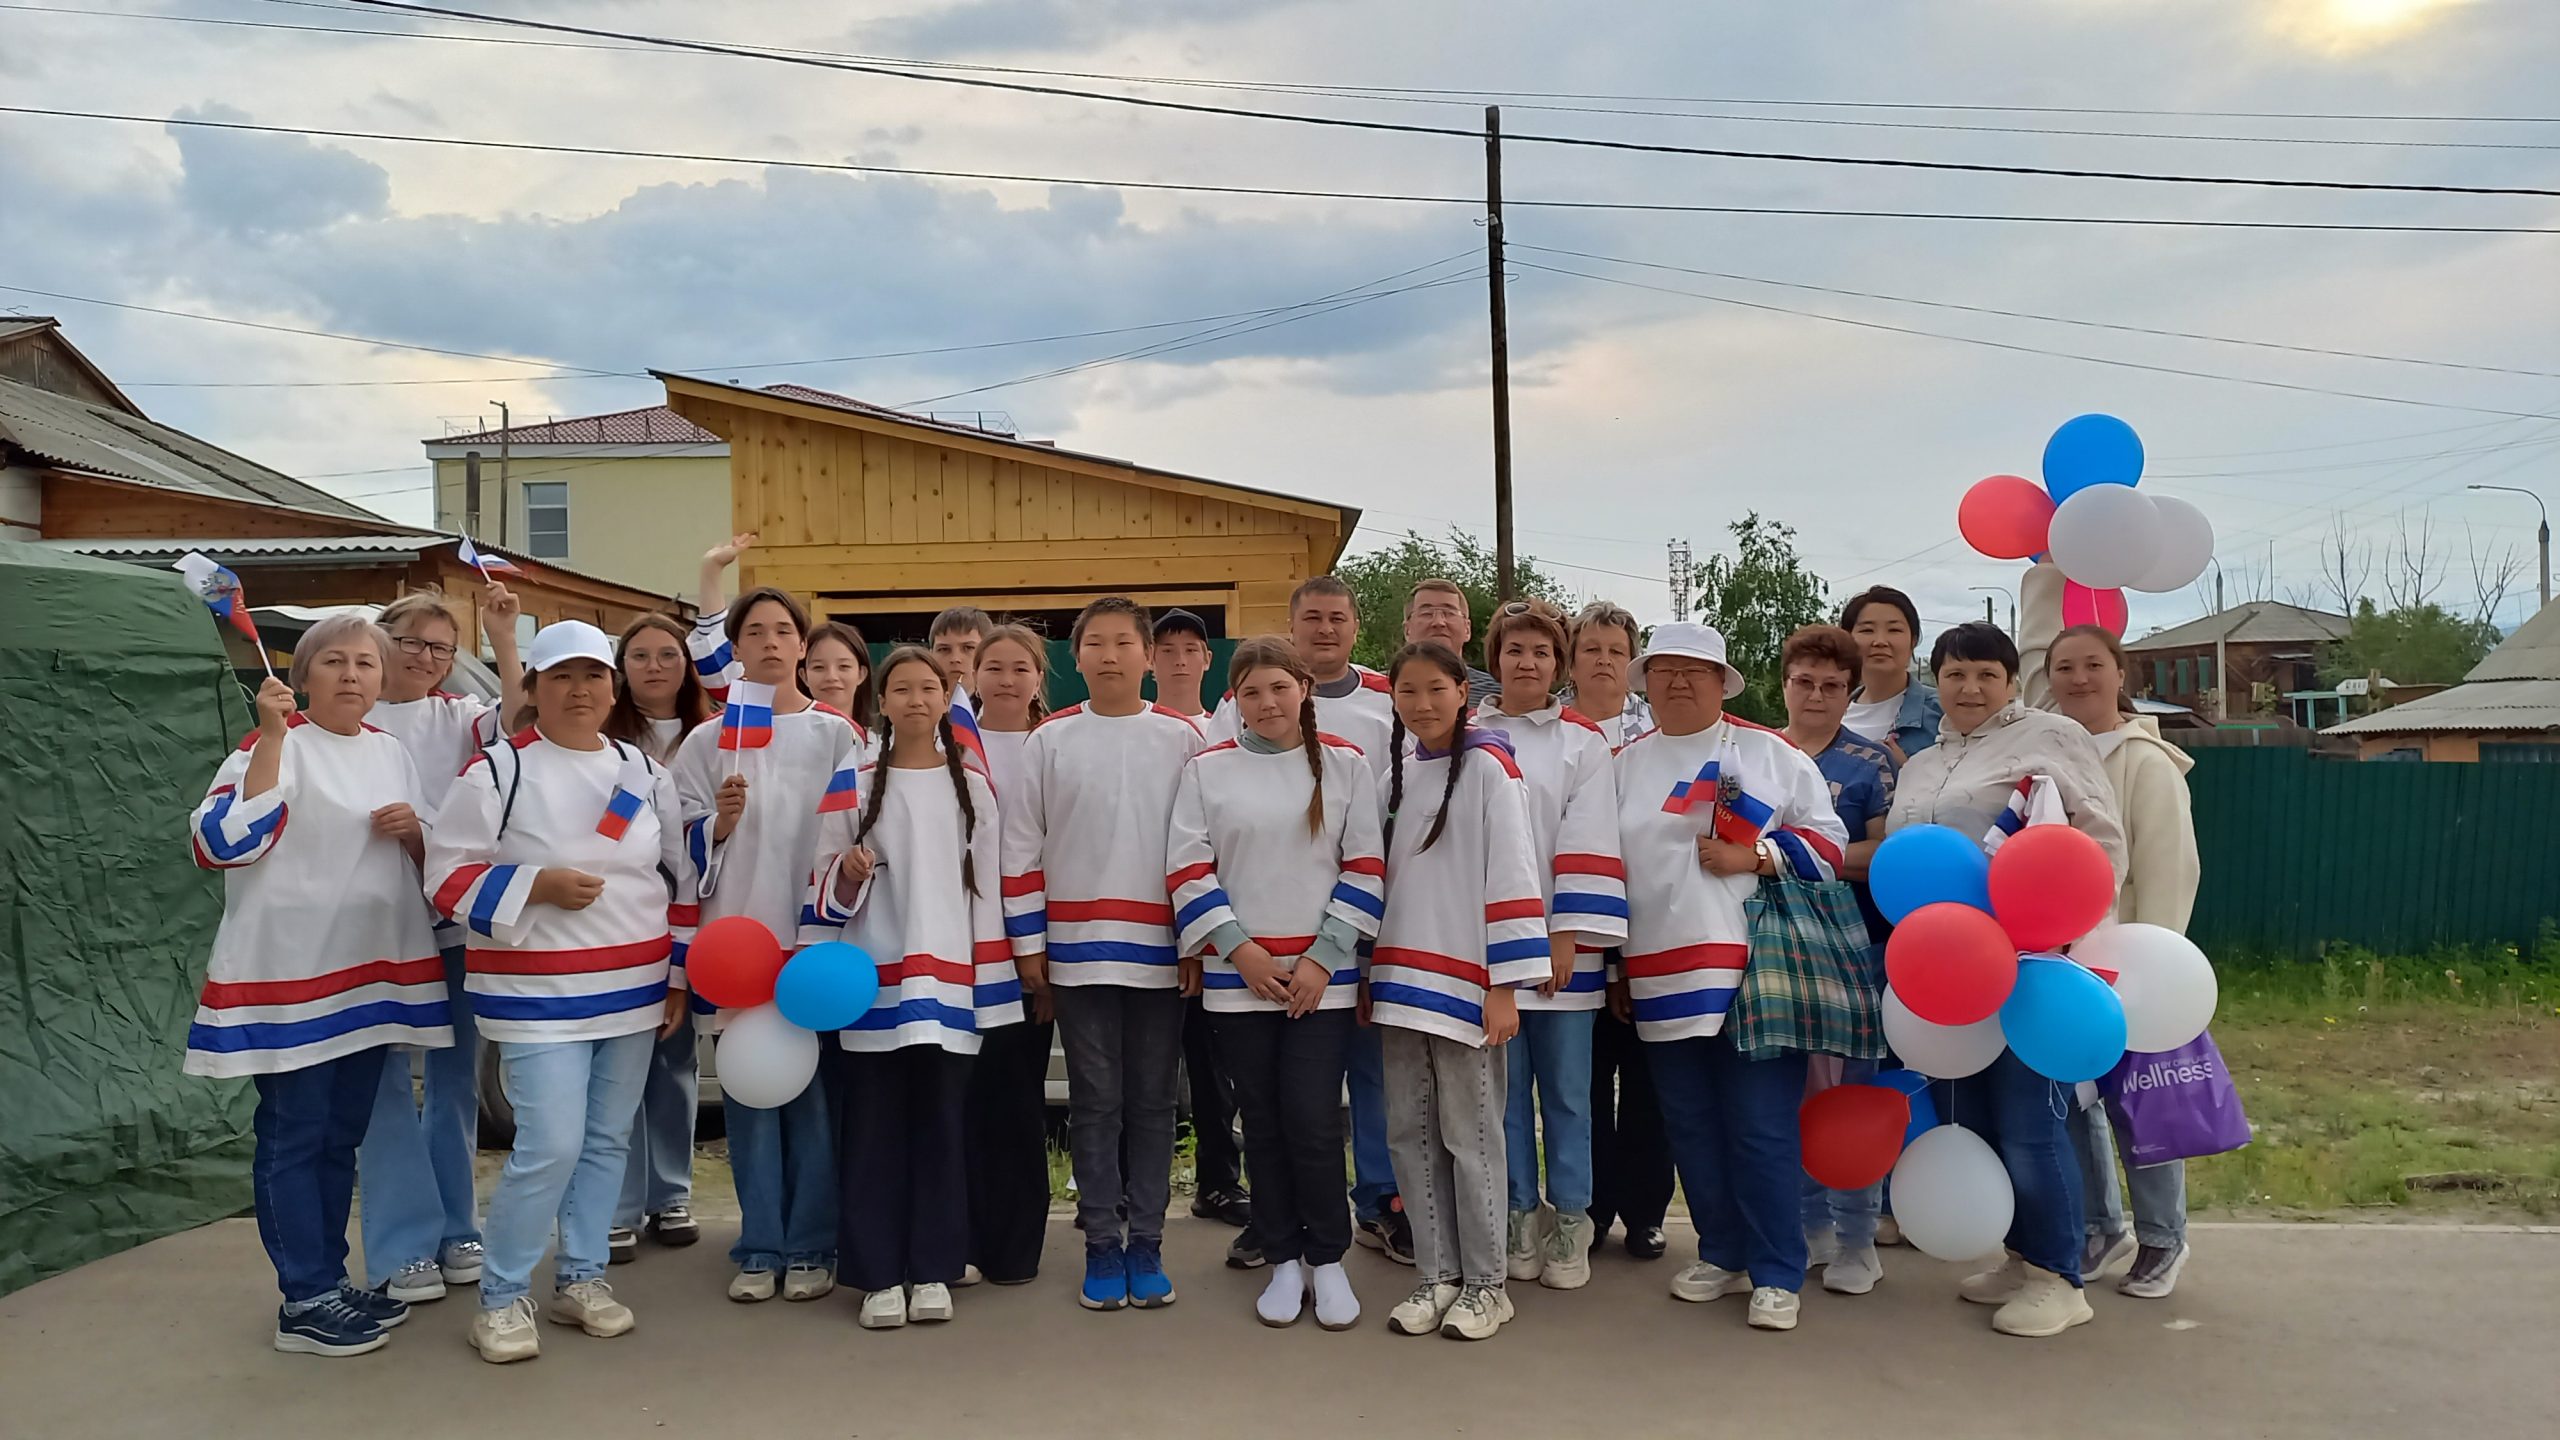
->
xmin=525 ymin=619 xmax=616 ymax=673
xmin=1637 ymin=621 xmax=1747 ymax=699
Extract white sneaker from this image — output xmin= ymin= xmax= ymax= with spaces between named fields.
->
xmin=1257 ymin=1260 xmax=1307 ymax=1327
xmin=1439 ymin=1283 xmax=1506 ymax=1341
xmin=1505 ymin=1209 xmax=1546 ymax=1282
xmin=728 ymin=1267 xmax=778 ymax=1303
xmin=1959 ymin=1252 xmax=2031 ymax=1306
xmin=1804 ymin=1225 xmax=1842 ymax=1272
xmin=1823 ymin=1245 xmax=1883 ymax=1296
xmin=384 ymin=1258 xmax=447 ymax=1303
xmin=1746 ymin=1286 xmax=1800 ymax=1332
xmin=956 ymin=1264 xmax=984 ymax=1288
xmin=1388 ymin=1280 xmax=1460 ymax=1335
xmin=1993 ymin=1267 xmax=2094 ymax=1338
xmin=1874 ymin=1215 xmax=1905 ymax=1247
xmin=549 ymin=1280 xmax=634 ymax=1337
xmin=1541 ymin=1211 xmax=1594 ymax=1291
xmin=782 ymin=1264 xmax=835 ymax=1302
xmin=1669 ymin=1261 xmax=1752 ymax=1303
xmin=1310 ymin=1261 xmax=1360 ymax=1331
xmin=859 ymin=1288 xmax=908 ymax=1330
xmin=909 ymin=1282 xmax=954 ymax=1322
xmin=469 ymin=1297 xmax=541 ymax=1363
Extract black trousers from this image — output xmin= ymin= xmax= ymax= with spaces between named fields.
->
xmin=1182 ymin=997 xmax=1244 ymax=1195
xmin=964 ymin=1018 xmax=1053 ymax=1283
xmin=1588 ymin=1007 xmax=1673 ymax=1235
xmin=835 ymin=1045 xmax=971 ymax=1294
xmin=1212 ymin=1007 xmax=1354 ymax=1266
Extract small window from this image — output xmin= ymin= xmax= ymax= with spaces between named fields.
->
xmin=2152 ymin=660 xmax=2169 ymax=695
xmin=2482 ymin=742 xmax=2560 ymax=764
xmin=523 ymin=482 xmax=569 ymax=560
xmin=2199 ymin=655 xmax=2215 ymax=695
xmin=2175 ymin=658 xmax=2192 ymax=695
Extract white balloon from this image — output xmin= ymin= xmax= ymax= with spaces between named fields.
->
xmin=714 ymin=1003 xmax=820 ymax=1108
xmin=2072 ymin=923 xmax=2219 ymax=1053
xmin=1883 ymin=987 xmax=2008 ymax=1080
xmin=1889 ymin=1125 xmax=2015 ymax=1264
xmin=2045 ymin=485 xmax=2161 ymax=591
xmin=2128 ymin=495 xmax=2215 ymax=594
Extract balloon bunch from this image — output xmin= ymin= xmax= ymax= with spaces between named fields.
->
xmin=1955 ymin=414 xmax=2216 ymax=637
xmin=1796 ymin=822 xmax=2219 ymax=1262
xmin=685 ymin=917 xmax=881 ymax=1108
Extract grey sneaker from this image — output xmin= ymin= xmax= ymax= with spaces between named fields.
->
xmin=384 ymin=1258 xmax=447 ymax=1303
xmin=608 ymin=1226 xmax=639 ymax=1265
xmin=2082 ymin=1228 xmax=2135 ymax=1280
xmin=1439 ymin=1283 xmax=1508 ymax=1341
xmin=2119 ymin=1242 xmax=2189 ymax=1299
xmin=549 ymin=1279 xmax=634 ymax=1337
xmin=648 ymin=1206 xmax=700 ymax=1248
xmin=1541 ymin=1211 xmax=1594 ymax=1290
xmin=439 ymin=1239 xmax=485 ymax=1285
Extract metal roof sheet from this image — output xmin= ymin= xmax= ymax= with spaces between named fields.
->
xmin=2127 ymin=600 xmax=2353 ymax=652
xmin=422 ymin=403 xmax=721 ymax=447
xmin=0 ymin=376 xmax=385 ymax=522
xmin=2324 ymin=678 xmax=2560 ymax=735
xmin=40 ymin=535 xmax=431 ymax=563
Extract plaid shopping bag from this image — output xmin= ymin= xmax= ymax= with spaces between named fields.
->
xmin=1730 ymin=874 xmax=1885 ymax=1061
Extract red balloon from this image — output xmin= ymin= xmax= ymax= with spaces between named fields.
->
xmin=1958 ymin=475 xmax=2056 ymax=560
xmin=688 ymin=916 xmax=785 ymax=1009
xmin=1988 ymin=825 xmax=2117 ymax=951
xmin=1800 ymin=1084 xmax=1914 ymax=1191
xmin=2061 ymin=580 xmax=2129 ymax=637
xmin=1885 ymin=902 xmax=2020 ymax=1026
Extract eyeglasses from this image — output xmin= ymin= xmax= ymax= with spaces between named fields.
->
xmin=1412 ymin=603 xmax=1467 ymax=620
xmin=1784 ymin=675 xmax=1850 ymax=699
xmin=392 ymin=636 xmax=458 ymax=662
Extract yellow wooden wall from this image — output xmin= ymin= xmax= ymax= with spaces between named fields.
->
xmin=676 ymin=398 xmax=1342 ymax=636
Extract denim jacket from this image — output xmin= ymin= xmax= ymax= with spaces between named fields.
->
xmin=1851 ymin=679 xmax=1944 ymax=758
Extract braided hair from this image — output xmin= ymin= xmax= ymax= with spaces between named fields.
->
xmin=1384 ymin=641 xmax=1471 ymax=854
xmin=1226 ymin=635 xmax=1326 ymax=837
xmin=857 ymin=646 xmax=980 ymax=897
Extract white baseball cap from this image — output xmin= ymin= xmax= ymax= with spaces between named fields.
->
xmin=525 ymin=619 xmax=616 ymax=673
xmin=1637 ymin=621 xmax=1747 ymax=699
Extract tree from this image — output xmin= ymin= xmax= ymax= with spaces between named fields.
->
xmin=1684 ymin=512 xmax=1830 ymax=726
xmin=2320 ymin=598 xmax=2501 ymax=689
xmin=1334 ymin=528 xmax=1571 ymax=672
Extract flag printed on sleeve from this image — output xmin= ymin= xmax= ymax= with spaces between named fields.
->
xmin=1981 ymin=774 xmax=2065 ymax=854
xmin=596 ymin=749 xmax=653 ymax=840
xmin=720 ymin=679 xmax=777 ymax=752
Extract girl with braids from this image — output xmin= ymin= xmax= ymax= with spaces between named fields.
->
xmin=1369 ymin=642 xmax=1549 ymax=1342
xmin=1166 ymin=638 xmax=1385 ymax=1330
xmin=803 ymin=647 xmax=1019 ymax=1331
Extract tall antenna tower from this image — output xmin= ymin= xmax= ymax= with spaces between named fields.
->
xmin=1667 ymin=538 xmax=1693 ymax=622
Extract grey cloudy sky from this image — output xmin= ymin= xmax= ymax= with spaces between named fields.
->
xmin=3 ymin=0 xmax=2554 ymax=637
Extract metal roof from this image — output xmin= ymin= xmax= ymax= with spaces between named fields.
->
xmin=2324 ymin=601 xmax=2560 ymax=736
xmin=40 ymin=535 xmax=431 ymax=564
xmin=0 ymin=376 xmax=386 ymax=522
xmin=422 ymin=403 xmax=722 ymax=447
xmin=2127 ymin=600 xmax=2353 ymax=652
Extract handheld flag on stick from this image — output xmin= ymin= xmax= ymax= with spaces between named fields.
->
xmin=817 ymin=759 xmax=862 ymax=815
xmin=720 ymin=679 xmax=777 ymax=752
xmin=1660 ymin=743 xmax=1773 ymax=845
xmin=456 ymin=537 xmax=520 ymax=580
xmin=946 ymin=689 xmax=990 ymax=780
xmin=172 ymin=551 xmax=272 ymax=676
xmin=1981 ymin=775 xmax=2065 ymax=855
xmin=596 ymin=749 xmax=652 ymax=841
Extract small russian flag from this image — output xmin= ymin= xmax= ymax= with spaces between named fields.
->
xmin=172 ymin=551 xmax=262 ymax=645
xmin=1662 ymin=745 xmax=1773 ymax=844
xmin=1981 ymin=774 xmax=2063 ymax=854
xmin=1662 ymin=758 xmax=1721 ymax=816
xmin=947 ymin=690 xmax=990 ymax=776
xmin=720 ymin=679 xmax=777 ymax=752
xmin=597 ymin=753 xmax=651 ymax=841
xmin=456 ymin=537 xmax=520 ymax=577
xmin=817 ymin=761 xmax=862 ymax=814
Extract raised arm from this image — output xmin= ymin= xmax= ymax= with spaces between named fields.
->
xmin=190 ymin=688 xmax=295 ymax=870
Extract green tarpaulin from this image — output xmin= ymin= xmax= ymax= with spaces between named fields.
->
xmin=0 ymin=541 xmax=255 ymax=1295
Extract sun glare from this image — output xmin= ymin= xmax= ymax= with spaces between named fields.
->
xmin=2268 ymin=0 xmax=2475 ymax=52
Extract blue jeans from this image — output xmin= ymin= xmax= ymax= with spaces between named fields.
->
xmin=480 ymin=1031 xmax=652 ymax=1308
xmin=615 ymin=1021 xmax=699 ymax=1227
xmin=1345 ymin=1022 xmax=1398 ymax=1221
xmin=725 ymin=1079 xmax=837 ymax=1271
xmin=2071 ymin=1099 xmax=2189 ymax=1249
xmin=357 ymin=946 xmax=481 ymax=1285
xmin=1946 ymin=1051 xmax=2084 ymax=1285
xmin=1503 ymin=1009 xmax=1596 ymax=1213
xmin=252 ymin=1047 xmax=389 ymax=1305
xmin=1801 ymin=1056 xmax=1883 ymax=1249
xmin=1646 ymin=1031 xmax=1808 ymax=1291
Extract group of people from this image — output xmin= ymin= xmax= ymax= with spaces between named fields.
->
xmin=186 ymin=532 xmax=2200 ymax=1360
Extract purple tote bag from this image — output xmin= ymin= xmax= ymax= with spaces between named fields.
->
xmin=2104 ymin=1031 xmax=2253 ymax=1164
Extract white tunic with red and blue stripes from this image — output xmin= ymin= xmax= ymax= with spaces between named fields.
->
xmin=1613 ymin=717 xmax=1848 ymax=1043
xmin=1369 ymin=730 xmax=1550 ymax=1047
xmin=998 ymin=703 xmax=1208 ymax=988
xmin=370 ymin=689 xmax=501 ymax=950
xmin=1166 ymin=734 xmax=1386 ymax=1014
xmin=1208 ymin=665 xmax=1396 ymax=773
xmin=1472 ymin=702 xmax=1629 ymax=1012
xmin=185 ymin=718 xmax=449 ymax=1077
xmin=424 ymin=729 xmax=695 ymax=1045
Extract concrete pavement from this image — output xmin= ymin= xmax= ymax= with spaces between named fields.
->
xmin=2 ymin=1216 xmax=2554 ymax=1438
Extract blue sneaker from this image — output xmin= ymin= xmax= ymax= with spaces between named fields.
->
xmin=337 ymin=1284 xmax=410 ymax=1330
xmin=1080 ymin=1244 xmax=1128 ymax=1311
xmin=273 ymin=1296 xmax=388 ymax=1357
xmin=1126 ymin=1239 xmax=1175 ymax=1309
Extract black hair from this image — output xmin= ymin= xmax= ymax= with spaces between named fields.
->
xmin=1227 ymin=636 xmax=1326 ymax=837
xmin=1928 ymin=621 xmax=2021 ymax=680
xmin=1071 ymin=595 xmax=1152 ymax=650
xmin=1383 ymin=641 xmax=1470 ymax=854
xmin=855 ymin=646 xmax=979 ymax=896
xmin=1838 ymin=585 xmax=1922 ymax=638
xmin=801 ymin=620 xmax=876 ymax=730
xmin=928 ymin=605 xmax=994 ymax=645
xmin=725 ymin=585 xmax=810 ymax=645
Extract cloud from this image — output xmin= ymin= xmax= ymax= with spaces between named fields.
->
xmin=864 ymin=0 xmax=1317 ymax=54
xmin=164 ymin=105 xmax=390 ymax=238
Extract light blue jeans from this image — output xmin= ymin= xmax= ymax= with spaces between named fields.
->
xmin=2071 ymin=1099 xmax=2189 ymax=1249
xmin=1345 ymin=1023 xmax=1398 ymax=1222
xmin=614 ymin=1022 xmax=699 ymax=1227
xmin=1802 ymin=1057 xmax=1884 ymax=1250
xmin=1503 ymin=1008 xmax=1596 ymax=1213
xmin=725 ymin=1081 xmax=837 ymax=1271
xmin=480 ymin=1030 xmax=652 ymax=1309
xmin=358 ymin=945 xmax=481 ymax=1285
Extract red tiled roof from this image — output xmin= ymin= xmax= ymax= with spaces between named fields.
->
xmin=421 ymin=403 xmax=719 ymax=447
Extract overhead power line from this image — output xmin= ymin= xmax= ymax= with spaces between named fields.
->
xmin=344 ymin=1 xmax=2560 ymax=197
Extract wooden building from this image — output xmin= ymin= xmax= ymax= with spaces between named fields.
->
xmin=657 ymin=373 xmax=1359 ymax=641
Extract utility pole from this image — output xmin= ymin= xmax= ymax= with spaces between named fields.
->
xmin=1484 ymin=105 xmax=1515 ymax=602
xmin=2213 ymin=567 xmax=2230 ymax=725
xmin=1667 ymin=538 xmax=1693 ymax=622
xmin=2468 ymin=484 xmax=2550 ymax=611
xmin=491 ymin=400 xmax=511 ymax=549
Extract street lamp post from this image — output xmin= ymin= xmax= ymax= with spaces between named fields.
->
xmin=1967 ymin=585 xmax=2015 ymax=630
xmin=2469 ymin=484 xmax=2551 ymax=611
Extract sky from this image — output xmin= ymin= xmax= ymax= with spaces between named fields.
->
xmin=3 ymin=0 xmax=2556 ymax=640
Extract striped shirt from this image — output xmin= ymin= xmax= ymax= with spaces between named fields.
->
xmin=1369 ymin=731 xmax=1550 ymax=1047
xmin=1472 ymin=702 xmax=1630 ymax=1012
xmin=999 ymin=703 xmax=1209 ymax=988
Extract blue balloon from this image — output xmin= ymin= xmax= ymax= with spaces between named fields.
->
xmin=1870 ymin=824 xmax=1993 ymax=924
xmin=773 ymin=941 xmax=880 ymax=1032
xmin=1999 ymin=955 xmax=2128 ymax=1083
xmin=1872 ymin=1067 xmax=1941 ymax=1144
xmin=2041 ymin=413 xmax=2144 ymax=502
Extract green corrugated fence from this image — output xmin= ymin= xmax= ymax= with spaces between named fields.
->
xmin=2185 ymin=748 xmax=2560 ymax=956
